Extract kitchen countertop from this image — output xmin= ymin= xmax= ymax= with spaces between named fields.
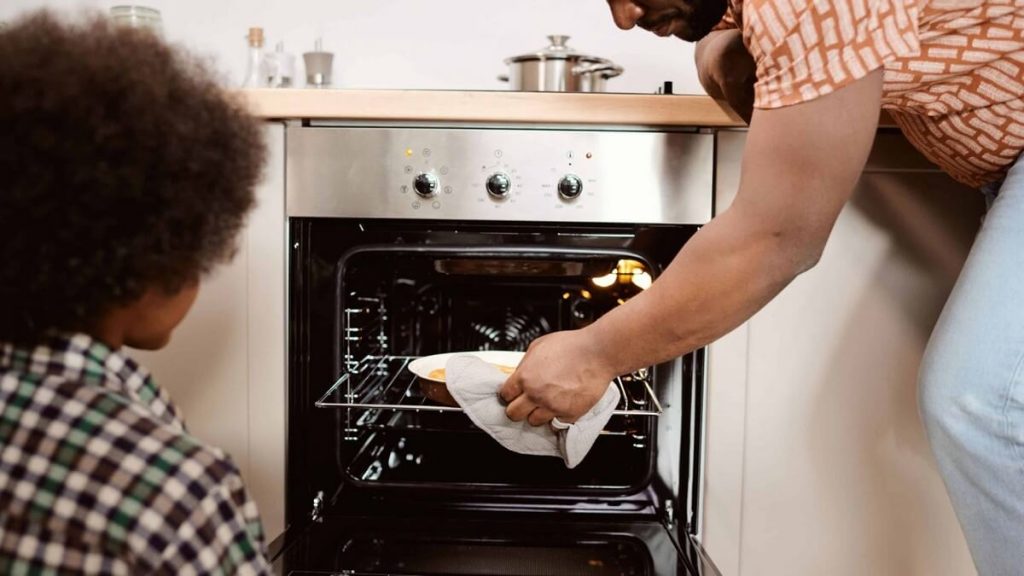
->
xmin=238 ymin=89 xmax=746 ymax=127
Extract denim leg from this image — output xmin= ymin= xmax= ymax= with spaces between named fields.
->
xmin=919 ymin=159 xmax=1024 ymax=576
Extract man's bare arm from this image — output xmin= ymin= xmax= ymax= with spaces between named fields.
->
xmin=502 ymin=71 xmax=884 ymax=422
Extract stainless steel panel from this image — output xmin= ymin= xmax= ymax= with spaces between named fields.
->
xmin=286 ymin=126 xmax=714 ymax=224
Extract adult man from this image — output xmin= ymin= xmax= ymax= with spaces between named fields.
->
xmin=500 ymin=1 xmax=1024 ymax=573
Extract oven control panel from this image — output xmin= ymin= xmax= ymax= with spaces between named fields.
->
xmin=287 ymin=125 xmax=714 ymax=225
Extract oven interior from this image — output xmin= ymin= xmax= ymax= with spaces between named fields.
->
xmin=286 ymin=220 xmax=705 ymax=542
xmin=326 ymin=245 xmax=669 ymax=492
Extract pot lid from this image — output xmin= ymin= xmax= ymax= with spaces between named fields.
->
xmin=505 ymin=35 xmax=610 ymax=64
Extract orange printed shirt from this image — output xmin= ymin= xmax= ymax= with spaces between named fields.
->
xmin=717 ymin=0 xmax=1024 ymax=187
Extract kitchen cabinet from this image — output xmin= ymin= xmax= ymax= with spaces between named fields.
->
xmin=131 ymin=123 xmax=287 ymax=540
xmin=702 ymin=130 xmax=981 ymax=575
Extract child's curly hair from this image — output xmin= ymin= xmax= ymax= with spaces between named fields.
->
xmin=0 ymin=11 xmax=265 ymax=343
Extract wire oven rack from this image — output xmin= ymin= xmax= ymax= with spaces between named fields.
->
xmin=315 ymin=355 xmax=663 ymax=417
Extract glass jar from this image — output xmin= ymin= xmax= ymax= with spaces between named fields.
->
xmin=109 ymin=6 xmax=163 ymax=36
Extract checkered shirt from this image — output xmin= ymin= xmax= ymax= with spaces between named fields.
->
xmin=0 ymin=333 xmax=271 ymax=575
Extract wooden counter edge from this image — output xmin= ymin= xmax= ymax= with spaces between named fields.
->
xmin=236 ymin=89 xmax=746 ymax=127
xmin=236 ymin=89 xmax=897 ymax=128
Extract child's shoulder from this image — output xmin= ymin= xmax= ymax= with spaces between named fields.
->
xmin=3 ymin=367 xmax=242 ymax=500
xmin=1 ymin=367 xmax=257 ymax=569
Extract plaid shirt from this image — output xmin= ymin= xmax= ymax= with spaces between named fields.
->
xmin=0 ymin=333 xmax=271 ymax=575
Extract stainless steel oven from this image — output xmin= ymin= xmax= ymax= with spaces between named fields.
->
xmin=272 ymin=123 xmax=721 ymax=575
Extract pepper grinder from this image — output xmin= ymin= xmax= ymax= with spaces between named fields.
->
xmin=303 ymin=38 xmax=334 ymax=89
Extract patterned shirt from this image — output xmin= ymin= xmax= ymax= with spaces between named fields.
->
xmin=0 ymin=333 xmax=271 ymax=575
xmin=718 ymin=0 xmax=1024 ymax=187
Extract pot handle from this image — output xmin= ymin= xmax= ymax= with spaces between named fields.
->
xmin=497 ymin=74 xmax=510 ymax=82
xmin=572 ymin=63 xmax=624 ymax=79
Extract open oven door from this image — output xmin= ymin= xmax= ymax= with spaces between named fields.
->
xmin=269 ymin=469 xmax=721 ymax=576
xmin=268 ymin=506 xmax=722 ymax=576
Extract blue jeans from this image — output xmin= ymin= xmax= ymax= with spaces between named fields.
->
xmin=919 ymin=156 xmax=1024 ymax=576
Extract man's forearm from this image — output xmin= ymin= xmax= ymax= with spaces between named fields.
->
xmin=586 ymin=205 xmax=819 ymax=377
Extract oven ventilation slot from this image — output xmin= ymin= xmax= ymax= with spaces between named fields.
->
xmin=315 ymin=355 xmax=662 ymax=417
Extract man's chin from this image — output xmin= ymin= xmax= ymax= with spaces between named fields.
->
xmin=674 ymin=0 xmax=730 ymax=42
xmin=674 ymin=23 xmax=716 ymax=42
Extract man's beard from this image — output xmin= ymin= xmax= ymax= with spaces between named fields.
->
xmin=639 ymin=0 xmax=729 ymax=42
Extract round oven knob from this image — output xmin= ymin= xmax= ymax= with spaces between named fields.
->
xmin=558 ymin=174 xmax=583 ymax=200
xmin=413 ymin=172 xmax=439 ymax=198
xmin=486 ymin=172 xmax=512 ymax=199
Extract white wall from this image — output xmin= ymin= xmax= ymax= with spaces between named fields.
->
xmin=130 ymin=125 xmax=287 ymax=539
xmin=0 ymin=0 xmax=706 ymax=95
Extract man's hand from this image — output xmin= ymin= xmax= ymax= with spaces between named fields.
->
xmin=499 ymin=329 xmax=617 ymax=425
xmin=695 ymin=28 xmax=756 ymax=123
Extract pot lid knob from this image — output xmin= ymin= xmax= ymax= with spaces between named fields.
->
xmin=547 ymin=35 xmax=571 ymax=50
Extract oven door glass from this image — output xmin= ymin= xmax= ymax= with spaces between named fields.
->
xmin=321 ymin=245 xmax=666 ymax=495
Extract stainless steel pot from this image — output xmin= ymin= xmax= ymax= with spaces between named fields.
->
xmin=499 ymin=35 xmax=624 ymax=93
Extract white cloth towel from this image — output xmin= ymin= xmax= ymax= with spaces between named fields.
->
xmin=444 ymin=355 xmax=620 ymax=469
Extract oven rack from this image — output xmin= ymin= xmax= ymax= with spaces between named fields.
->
xmin=316 ymin=355 xmax=663 ymax=417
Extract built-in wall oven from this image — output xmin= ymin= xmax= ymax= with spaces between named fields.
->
xmin=272 ymin=122 xmax=722 ymax=575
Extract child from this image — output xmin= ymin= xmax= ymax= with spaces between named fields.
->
xmin=0 ymin=11 xmax=270 ymax=574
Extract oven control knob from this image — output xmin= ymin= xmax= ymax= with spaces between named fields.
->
xmin=557 ymin=174 xmax=583 ymax=200
xmin=413 ymin=172 xmax=439 ymax=198
xmin=486 ymin=172 xmax=512 ymax=199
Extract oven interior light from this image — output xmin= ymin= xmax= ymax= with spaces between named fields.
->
xmin=590 ymin=259 xmax=651 ymax=290
xmin=631 ymin=271 xmax=653 ymax=290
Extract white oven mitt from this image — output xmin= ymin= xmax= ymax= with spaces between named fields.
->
xmin=444 ymin=355 xmax=620 ymax=469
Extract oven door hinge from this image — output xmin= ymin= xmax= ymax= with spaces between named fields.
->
xmin=311 ymin=490 xmax=325 ymax=523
